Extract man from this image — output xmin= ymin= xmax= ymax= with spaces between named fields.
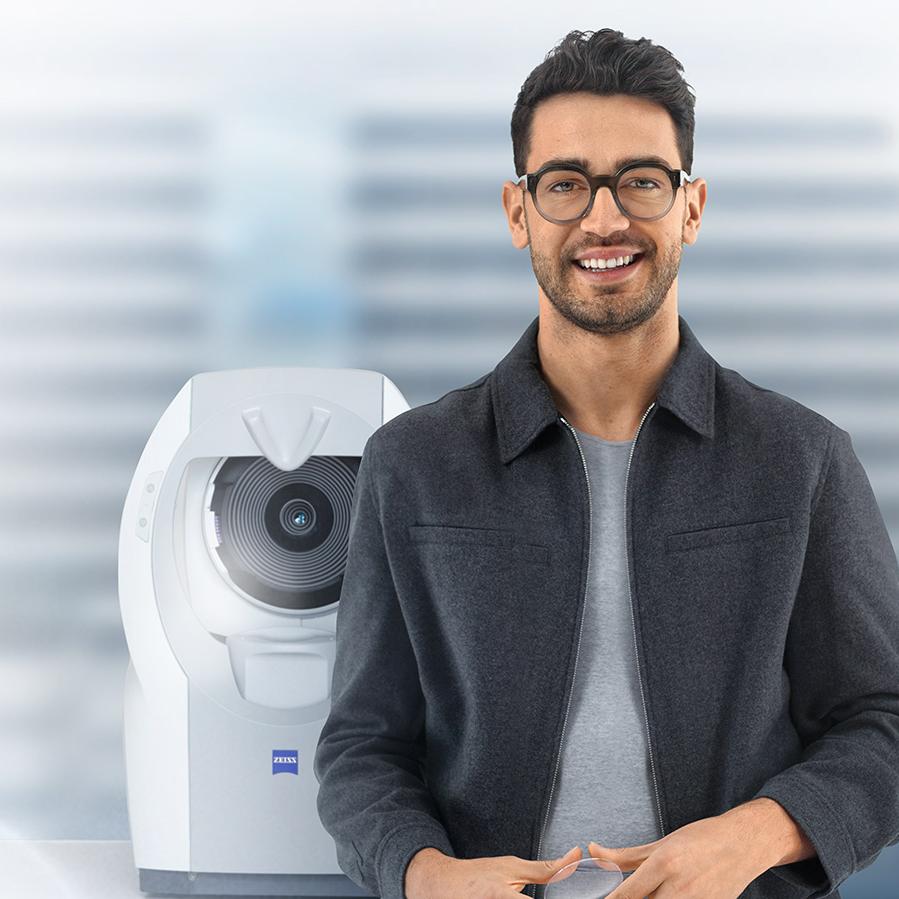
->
xmin=314 ymin=28 xmax=899 ymax=899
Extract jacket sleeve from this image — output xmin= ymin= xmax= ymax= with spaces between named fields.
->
xmin=313 ymin=433 xmax=457 ymax=899
xmin=751 ymin=423 xmax=899 ymax=897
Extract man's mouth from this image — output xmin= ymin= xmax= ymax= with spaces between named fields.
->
xmin=571 ymin=252 xmax=645 ymax=280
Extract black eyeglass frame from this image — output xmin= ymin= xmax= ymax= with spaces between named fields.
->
xmin=515 ymin=160 xmax=693 ymax=224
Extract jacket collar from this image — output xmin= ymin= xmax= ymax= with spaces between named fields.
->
xmin=491 ymin=312 xmax=717 ymax=464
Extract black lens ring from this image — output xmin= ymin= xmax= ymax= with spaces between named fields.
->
xmin=208 ymin=454 xmax=360 ymax=611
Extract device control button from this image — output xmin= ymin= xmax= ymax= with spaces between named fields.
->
xmin=135 ymin=470 xmax=164 ymax=542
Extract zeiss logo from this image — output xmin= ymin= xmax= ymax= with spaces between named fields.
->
xmin=272 ymin=749 xmax=298 ymax=775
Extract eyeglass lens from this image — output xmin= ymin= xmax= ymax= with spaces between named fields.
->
xmin=535 ymin=166 xmax=674 ymax=221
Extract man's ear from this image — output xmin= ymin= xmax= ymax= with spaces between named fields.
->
xmin=681 ymin=177 xmax=707 ymax=247
xmin=502 ymin=180 xmax=530 ymax=250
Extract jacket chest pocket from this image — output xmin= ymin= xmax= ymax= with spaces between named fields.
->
xmin=405 ymin=524 xmax=554 ymax=658
xmin=408 ymin=523 xmax=551 ymax=565
xmin=666 ymin=515 xmax=792 ymax=553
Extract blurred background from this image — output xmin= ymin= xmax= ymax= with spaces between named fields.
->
xmin=0 ymin=0 xmax=896 ymax=895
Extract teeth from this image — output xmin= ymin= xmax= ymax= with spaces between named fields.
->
xmin=578 ymin=254 xmax=635 ymax=270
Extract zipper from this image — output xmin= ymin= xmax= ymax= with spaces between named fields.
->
xmin=527 ymin=403 xmax=663 ymax=897
xmin=623 ymin=402 xmax=666 ymax=844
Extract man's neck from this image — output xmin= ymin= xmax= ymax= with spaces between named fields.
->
xmin=536 ymin=303 xmax=680 ymax=442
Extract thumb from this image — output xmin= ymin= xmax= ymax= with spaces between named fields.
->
xmin=531 ymin=844 xmax=582 ymax=879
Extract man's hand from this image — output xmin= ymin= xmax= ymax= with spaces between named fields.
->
xmin=404 ymin=844 xmax=583 ymax=899
xmin=587 ymin=810 xmax=774 ymax=898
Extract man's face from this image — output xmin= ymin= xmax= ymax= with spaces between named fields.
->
xmin=502 ymin=92 xmax=707 ymax=336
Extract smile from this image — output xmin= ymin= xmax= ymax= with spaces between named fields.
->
xmin=571 ymin=253 xmax=644 ymax=281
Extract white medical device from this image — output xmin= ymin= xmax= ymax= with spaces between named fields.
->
xmin=118 ymin=367 xmax=407 ymax=895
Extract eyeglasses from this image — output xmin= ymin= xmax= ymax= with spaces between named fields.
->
xmin=515 ymin=160 xmax=692 ymax=224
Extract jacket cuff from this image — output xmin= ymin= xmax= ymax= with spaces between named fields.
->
xmin=374 ymin=820 xmax=457 ymax=899
xmin=752 ymin=772 xmax=855 ymax=897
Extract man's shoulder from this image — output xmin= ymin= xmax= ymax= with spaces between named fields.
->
xmin=714 ymin=361 xmax=840 ymax=448
xmin=369 ymin=371 xmax=494 ymax=457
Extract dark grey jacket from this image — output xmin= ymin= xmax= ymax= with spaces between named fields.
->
xmin=313 ymin=313 xmax=899 ymax=899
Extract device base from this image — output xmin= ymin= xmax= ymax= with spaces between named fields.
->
xmin=138 ymin=868 xmax=376 ymax=896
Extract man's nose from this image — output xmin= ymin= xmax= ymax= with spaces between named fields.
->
xmin=579 ymin=185 xmax=630 ymax=233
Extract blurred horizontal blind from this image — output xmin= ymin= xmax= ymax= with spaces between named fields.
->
xmin=0 ymin=97 xmax=214 ymax=836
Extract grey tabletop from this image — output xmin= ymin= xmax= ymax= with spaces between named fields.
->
xmin=0 ymin=842 xmax=355 ymax=898
xmin=0 ymin=841 xmax=143 ymax=898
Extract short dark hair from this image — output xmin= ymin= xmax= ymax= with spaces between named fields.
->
xmin=511 ymin=28 xmax=696 ymax=178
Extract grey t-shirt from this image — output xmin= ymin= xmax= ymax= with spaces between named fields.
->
xmin=539 ymin=425 xmax=662 ymax=881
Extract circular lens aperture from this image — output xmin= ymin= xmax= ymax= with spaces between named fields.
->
xmin=207 ymin=454 xmax=359 ymax=612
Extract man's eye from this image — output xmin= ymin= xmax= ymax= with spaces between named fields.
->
xmin=626 ymin=179 xmax=662 ymax=190
xmin=549 ymin=181 xmax=582 ymax=193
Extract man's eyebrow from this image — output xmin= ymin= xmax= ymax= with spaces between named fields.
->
xmin=538 ymin=154 xmax=675 ymax=171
